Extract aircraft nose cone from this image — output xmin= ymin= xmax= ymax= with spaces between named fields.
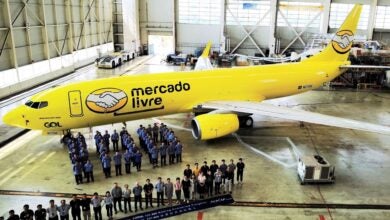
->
xmin=2 ymin=110 xmax=14 ymax=126
xmin=2 ymin=107 xmax=24 ymax=128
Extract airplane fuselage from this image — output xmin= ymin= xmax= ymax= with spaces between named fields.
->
xmin=12 ymin=60 xmax=347 ymax=132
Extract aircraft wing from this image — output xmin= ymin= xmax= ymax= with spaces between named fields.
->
xmin=201 ymin=101 xmax=390 ymax=135
xmin=340 ymin=65 xmax=390 ymax=69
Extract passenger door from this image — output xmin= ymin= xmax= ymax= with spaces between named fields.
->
xmin=68 ymin=90 xmax=84 ymax=117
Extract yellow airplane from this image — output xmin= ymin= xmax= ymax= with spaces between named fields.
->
xmin=3 ymin=5 xmax=390 ymax=140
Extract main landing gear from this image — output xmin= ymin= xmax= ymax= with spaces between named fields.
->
xmin=239 ymin=116 xmax=253 ymax=128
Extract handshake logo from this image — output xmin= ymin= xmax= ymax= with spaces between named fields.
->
xmin=86 ymin=88 xmax=128 ymax=113
xmin=331 ymin=30 xmax=354 ymax=54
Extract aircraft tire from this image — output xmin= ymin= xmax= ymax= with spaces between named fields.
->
xmin=243 ymin=117 xmax=253 ymax=128
xmin=112 ymin=61 xmax=115 ymax=68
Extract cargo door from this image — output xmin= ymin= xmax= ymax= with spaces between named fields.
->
xmin=68 ymin=90 xmax=84 ymax=117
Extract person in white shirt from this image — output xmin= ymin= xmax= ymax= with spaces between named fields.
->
xmin=123 ymin=184 xmax=133 ymax=213
xmin=46 ymin=200 xmax=59 ymax=220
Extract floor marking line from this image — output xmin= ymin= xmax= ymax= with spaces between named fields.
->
xmin=233 ymin=133 xmax=294 ymax=168
xmin=26 ymin=156 xmax=38 ymax=164
xmin=16 ymin=153 xmax=33 ymax=165
xmin=42 ymin=152 xmax=56 ymax=162
xmin=0 ymin=166 xmax=24 ymax=186
xmin=20 ymin=152 xmax=56 ymax=180
xmin=0 ymin=168 xmax=12 ymax=178
xmin=0 ymin=131 xmax=40 ymax=161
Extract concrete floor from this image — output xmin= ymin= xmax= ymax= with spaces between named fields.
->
xmin=0 ymin=57 xmax=389 ymax=219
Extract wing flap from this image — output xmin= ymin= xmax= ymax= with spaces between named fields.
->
xmin=201 ymin=101 xmax=390 ymax=135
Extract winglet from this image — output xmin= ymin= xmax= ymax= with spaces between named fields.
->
xmin=201 ymin=42 xmax=212 ymax=58
xmin=303 ymin=4 xmax=362 ymax=62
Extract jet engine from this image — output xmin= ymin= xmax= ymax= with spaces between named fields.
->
xmin=191 ymin=113 xmax=239 ymax=140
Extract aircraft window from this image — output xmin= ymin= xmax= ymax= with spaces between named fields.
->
xmin=39 ymin=101 xmax=48 ymax=109
xmin=31 ymin=102 xmax=40 ymax=109
xmin=25 ymin=101 xmax=48 ymax=109
xmin=25 ymin=101 xmax=33 ymax=107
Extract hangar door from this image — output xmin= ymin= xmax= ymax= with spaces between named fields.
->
xmin=68 ymin=90 xmax=84 ymax=117
xmin=148 ymin=34 xmax=174 ymax=56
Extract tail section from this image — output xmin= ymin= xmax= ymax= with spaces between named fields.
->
xmin=201 ymin=41 xmax=212 ymax=58
xmin=303 ymin=4 xmax=362 ymax=62
xmin=195 ymin=42 xmax=213 ymax=70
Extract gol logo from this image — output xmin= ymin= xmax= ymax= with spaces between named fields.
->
xmin=86 ymin=88 xmax=128 ymax=113
xmin=331 ymin=30 xmax=354 ymax=54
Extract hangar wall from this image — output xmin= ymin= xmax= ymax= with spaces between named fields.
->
xmin=139 ymin=0 xmax=390 ymax=56
xmin=0 ymin=0 xmax=113 ymax=99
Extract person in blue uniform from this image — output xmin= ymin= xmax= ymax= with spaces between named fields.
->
xmin=123 ymin=149 xmax=132 ymax=174
xmin=175 ymin=141 xmax=183 ymax=163
xmin=111 ymin=130 xmax=119 ymax=152
xmin=102 ymin=153 xmax=112 ymax=178
xmin=113 ymin=151 xmax=122 ymax=176
xmin=84 ymin=160 xmax=94 ymax=182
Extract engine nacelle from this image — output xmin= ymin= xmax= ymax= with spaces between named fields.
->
xmin=191 ymin=113 xmax=239 ymax=140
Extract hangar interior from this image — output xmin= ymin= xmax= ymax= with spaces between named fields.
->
xmin=0 ymin=0 xmax=390 ymax=219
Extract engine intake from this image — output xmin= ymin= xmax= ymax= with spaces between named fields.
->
xmin=191 ymin=113 xmax=239 ymax=140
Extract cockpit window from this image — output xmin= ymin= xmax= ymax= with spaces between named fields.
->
xmin=31 ymin=102 xmax=40 ymax=109
xmin=25 ymin=101 xmax=33 ymax=107
xmin=39 ymin=101 xmax=48 ymax=108
xmin=25 ymin=100 xmax=48 ymax=109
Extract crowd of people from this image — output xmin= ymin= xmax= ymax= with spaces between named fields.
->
xmin=3 ymin=158 xmax=245 ymax=220
xmin=61 ymin=123 xmax=184 ymax=184
xmin=2 ymin=121 xmax=248 ymax=220
xmin=61 ymin=131 xmax=94 ymax=185
xmin=94 ymin=123 xmax=184 ymax=179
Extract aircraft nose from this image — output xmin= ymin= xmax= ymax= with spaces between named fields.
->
xmin=2 ymin=107 xmax=26 ymax=128
xmin=2 ymin=110 xmax=14 ymax=126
